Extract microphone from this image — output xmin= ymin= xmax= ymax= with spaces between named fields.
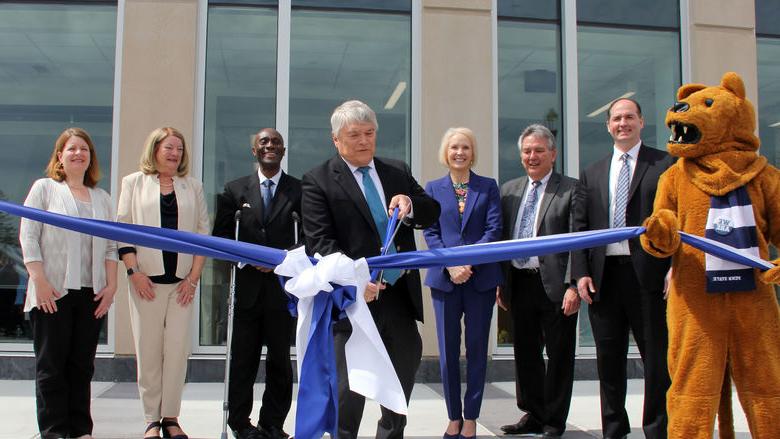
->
xmin=291 ymin=211 xmax=301 ymax=246
xmin=236 ymin=203 xmax=250 ymax=221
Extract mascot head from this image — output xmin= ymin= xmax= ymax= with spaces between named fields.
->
xmin=665 ymin=72 xmax=759 ymax=158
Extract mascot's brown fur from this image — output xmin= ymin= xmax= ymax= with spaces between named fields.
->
xmin=641 ymin=72 xmax=780 ymax=438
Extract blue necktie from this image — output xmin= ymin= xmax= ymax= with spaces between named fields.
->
xmin=513 ymin=180 xmax=540 ymax=266
xmin=613 ymin=153 xmax=630 ymax=228
xmin=357 ymin=167 xmax=400 ymax=285
xmin=261 ymin=179 xmax=274 ymax=221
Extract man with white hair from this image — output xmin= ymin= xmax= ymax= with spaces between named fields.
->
xmin=302 ymin=100 xmax=439 ymax=439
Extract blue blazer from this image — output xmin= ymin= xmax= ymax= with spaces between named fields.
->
xmin=423 ymin=171 xmax=503 ymax=292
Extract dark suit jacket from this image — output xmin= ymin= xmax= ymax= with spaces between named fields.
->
xmin=212 ymin=171 xmax=302 ymax=309
xmin=500 ymin=172 xmax=582 ymax=304
xmin=571 ymin=144 xmax=674 ymax=299
xmin=301 ymin=155 xmax=440 ymax=322
xmin=422 ymin=171 xmax=503 ymax=293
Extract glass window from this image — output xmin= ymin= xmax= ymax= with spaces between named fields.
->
xmin=576 ymin=25 xmax=680 ymax=347
xmin=287 ymin=7 xmax=412 ymax=177
xmin=758 ymin=38 xmax=780 ymax=168
xmin=756 ymin=0 xmax=780 ymax=37
xmin=498 ymin=0 xmax=559 ymax=20
xmin=200 ymin=4 xmax=278 ymax=346
xmin=577 ymin=27 xmax=680 ymax=170
xmin=0 ymin=2 xmax=116 ymax=345
xmin=577 ymin=0 xmax=678 ymax=28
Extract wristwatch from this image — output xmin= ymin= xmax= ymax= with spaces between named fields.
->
xmin=127 ymin=267 xmax=139 ymax=276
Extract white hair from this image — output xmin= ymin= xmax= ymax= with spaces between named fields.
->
xmin=330 ymin=100 xmax=378 ymax=136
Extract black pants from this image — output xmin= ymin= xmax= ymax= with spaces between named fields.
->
xmin=30 ymin=287 xmax=103 ymax=439
xmin=227 ymin=281 xmax=294 ymax=431
xmin=334 ymin=280 xmax=422 ymax=439
xmin=589 ymin=256 xmax=669 ymax=439
xmin=510 ymin=268 xmax=577 ymax=435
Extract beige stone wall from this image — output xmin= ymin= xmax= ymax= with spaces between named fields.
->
xmin=114 ymin=0 xmax=200 ymax=355
xmin=418 ymin=0 xmax=496 ymax=357
xmin=688 ymin=0 xmax=758 ymax=105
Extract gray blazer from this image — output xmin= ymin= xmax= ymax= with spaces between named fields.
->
xmin=499 ymin=172 xmax=582 ymax=304
xmin=20 ymin=178 xmax=118 ymax=312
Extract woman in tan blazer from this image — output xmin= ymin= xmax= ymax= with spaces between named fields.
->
xmin=20 ymin=127 xmax=118 ymax=439
xmin=116 ymin=127 xmax=210 ymax=439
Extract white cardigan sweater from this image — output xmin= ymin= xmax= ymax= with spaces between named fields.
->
xmin=19 ymin=178 xmax=118 ymax=312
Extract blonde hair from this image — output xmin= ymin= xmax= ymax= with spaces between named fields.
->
xmin=45 ymin=127 xmax=101 ymax=187
xmin=438 ymin=127 xmax=478 ymax=168
xmin=139 ymin=127 xmax=189 ymax=176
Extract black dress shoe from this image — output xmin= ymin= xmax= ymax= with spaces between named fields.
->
xmin=233 ymin=426 xmax=263 ymax=439
xmin=541 ymin=432 xmax=562 ymax=438
xmin=258 ymin=425 xmax=290 ymax=439
xmin=500 ymin=414 xmax=542 ymax=435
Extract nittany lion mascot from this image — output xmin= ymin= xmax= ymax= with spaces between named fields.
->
xmin=640 ymin=72 xmax=780 ymax=438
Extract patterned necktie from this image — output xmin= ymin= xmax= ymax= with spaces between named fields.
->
xmin=357 ymin=167 xmax=400 ymax=284
xmin=513 ymin=180 xmax=541 ymax=266
xmin=261 ymin=179 xmax=274 ymax=221
xmin=613 ymin=153 xmax=630 ymax=228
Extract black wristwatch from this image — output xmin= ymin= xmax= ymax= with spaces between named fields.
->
xmin=127 ymin=267 xmax=139 ymax=276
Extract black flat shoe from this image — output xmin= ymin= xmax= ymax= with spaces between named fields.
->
xmin=160 ymin=420 xmax=188 ymax=439
xmin=144 ymin=421 xmax=161 ymax=439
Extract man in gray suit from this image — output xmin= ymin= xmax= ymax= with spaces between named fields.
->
xmin=497 ymin=124 xmax=582 ymax=439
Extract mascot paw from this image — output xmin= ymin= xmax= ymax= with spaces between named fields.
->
xmin=641 ymin=209 xmax=680 ymax=257
xmin=759 ymin=259 xmax=780 ymax=285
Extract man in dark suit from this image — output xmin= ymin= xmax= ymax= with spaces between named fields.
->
xmin=572 ymin=99 xmax=673 ymax=439
xmin=212 ymin=128 xmax=301 ymax=439
xmin=497 ymin=124 xmax=582 ymax=439
xmin=302 ymin=100 xmax=439 ymax=439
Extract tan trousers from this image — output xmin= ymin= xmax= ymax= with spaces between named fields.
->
xmin=129 ymin=281 xmax=193 ymax=422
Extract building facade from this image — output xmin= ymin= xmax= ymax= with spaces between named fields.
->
xmin=0 ymin=0 xmax=778 ymax=380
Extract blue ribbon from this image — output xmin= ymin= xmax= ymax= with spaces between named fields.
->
xmin=295 ymin=283 xmax=356 ymax=439
xmin=2 ymin=199 xmax=775 ymax=439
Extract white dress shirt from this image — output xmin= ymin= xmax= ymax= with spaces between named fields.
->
xmin=258 ymin=167 xmax=282 ymax=198
xmin=606 ymin=140 xmax=641 ymax=256
xmin=342 ymin=158 xmax=388 ymax=209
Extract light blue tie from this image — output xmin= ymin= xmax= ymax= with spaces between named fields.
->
xmin=261 ymin=179 xmax=274 ymax=221
xmin=513 ymin=180 xmax=541 ymax=266
xmin=613 ymin=153 xmax=630 ymax=228
xmin=357 ymin=167 xmax=400 ymax=285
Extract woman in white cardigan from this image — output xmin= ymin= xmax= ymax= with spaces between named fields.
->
xmin=116 ymin=127 xmax=209 ymax=439
xmin=20 ymin=127 xmax=118 ymax=439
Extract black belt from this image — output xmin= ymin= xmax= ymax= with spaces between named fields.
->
xmin=606 ymin=255 xmax=632 ymax=265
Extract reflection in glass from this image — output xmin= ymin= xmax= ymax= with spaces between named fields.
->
xmin=288 ymin=9 xmax=411 ymax=176
xmin=577 ymin=25 xmax=680 ymax=347
xmin=758 ymin=38 xmax=780 ymax=167
xmin=498 ymin=20 xmax=562 ymax=186
xmin=200 ymin=5 xmax=278 ymax=346
xmin=0 ymin=3 xmax=116 ymax=344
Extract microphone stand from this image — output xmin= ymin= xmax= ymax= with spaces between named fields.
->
xmin=221 ymin=208 xmax=243 ymax=439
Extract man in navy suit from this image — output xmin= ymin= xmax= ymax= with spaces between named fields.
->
xmin=498 ymin=124 xmax=582 ymax=438
xmin=302 ymin=100 xmax=439 ymax=439
xmin=212 ymin=128 xmax=301 ymax=439
xmin=572 ymin=99 xmax=673 ymax=439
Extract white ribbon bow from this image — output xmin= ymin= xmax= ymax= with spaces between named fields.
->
xmin=275 ymin=246 xmax=408 ymax=415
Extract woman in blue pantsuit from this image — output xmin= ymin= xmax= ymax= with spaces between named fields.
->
xmin=423 ymin=127 xmax=503 ymax=439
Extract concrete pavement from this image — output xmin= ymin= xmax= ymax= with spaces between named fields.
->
xmin=1 ymin=380 xmax=750 ymax=438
